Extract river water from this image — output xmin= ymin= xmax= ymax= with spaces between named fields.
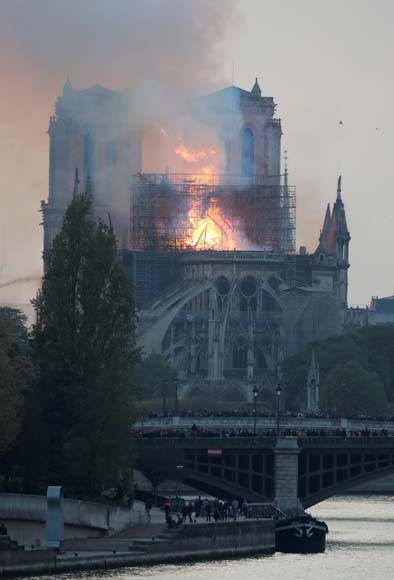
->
xmin=21 ymin=495 xmax=394 ymax=580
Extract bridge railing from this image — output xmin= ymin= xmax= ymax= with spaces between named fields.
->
xmin=136 ymin=436 xmax=276 ymax=448
xmin=134 ymin=416 xmax=394 ymax=432
xmin=136 ymin=436 xmax=394 ymax=450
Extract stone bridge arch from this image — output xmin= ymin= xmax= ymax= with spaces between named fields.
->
xmin=300 ymin=439 xmax=394 ymax=508
xmin=136 ymin=437 xmax=394 ymax=511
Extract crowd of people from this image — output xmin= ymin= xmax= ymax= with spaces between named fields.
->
xmin=147 ymin=410 xmax=394 ymax=422
xmin=134 ymin=425 xmax=392 ymax=438
xmin=160 ymin=496 xmax=247 ymax=528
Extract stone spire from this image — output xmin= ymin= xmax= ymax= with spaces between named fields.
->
xmin=336 ymin=174 xmax=342 ymax=202
xmin=320 ymin=203 xmax=331 ymax=240
xmin=63 ymin=75 xmax=74 ymax=98
xmin=306 ymin=350 xmax=320 ymax=412
xmin=251 ymin=77 xmax=262 ymax=97
xmin=332 ymin=175 xmax=349 ymax=237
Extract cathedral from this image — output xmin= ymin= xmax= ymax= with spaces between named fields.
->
xmin=41 ymin=78 xmax=350 ymax=402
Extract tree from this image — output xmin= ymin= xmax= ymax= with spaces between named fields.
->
xmin=137 ymin=353 xmax=177 ymax=403
xmin=281 ymin=325 xmax=394 ymax=411
xmin=33 ymin=192 xmax=139 ymax=494
xmin=0 ymin=308 xmax=33 ymax=462
xmin=320 ymin=360 xmax=389 ymax=416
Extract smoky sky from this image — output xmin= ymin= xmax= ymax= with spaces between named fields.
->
xmin=0 ymin=0 xmax=237 ymax=91
xmin=0 ymin=0 xmax=240 ymax=305
xmin=2 ymin=0 xmax=393 ymax=307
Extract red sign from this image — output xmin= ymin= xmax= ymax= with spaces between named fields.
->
xmin=208 ymin=447 xmax=222 ymax=457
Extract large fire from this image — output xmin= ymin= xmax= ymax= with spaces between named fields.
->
xmin=174 ymin=143 xmax=243 ymax=250
xmin=188 ymin=196 xmax=241 ymax=250
xmin=175 ymin=143 xmax=217 ymax=164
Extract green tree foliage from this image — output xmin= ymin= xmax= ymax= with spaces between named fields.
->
xmin=282 ymin=325 xmax=394 ymax=412
xmin=137 ymin=353 xmax=177 ymax=400
xmin=0 ymin=308 xmax=32 ymax=459
xmin=320 ymin=361 xmax=389 ymax=415
xmin=33 ymin=193 xmax=139 ymax=494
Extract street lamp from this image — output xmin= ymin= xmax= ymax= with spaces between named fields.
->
xmin=252 ymin=385 xmax=259 ymax=435
xmin=276 ymin=383 xmax=282 ymax=437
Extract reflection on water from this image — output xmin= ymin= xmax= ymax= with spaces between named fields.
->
xmin=20 ymin=496 xmax=394 ymax=580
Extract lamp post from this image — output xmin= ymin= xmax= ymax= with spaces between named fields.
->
xmin=174 ymin=378 xmax=179 ymax=416
xmin=276 ymin=383 xmax=282 ymax=437
xmin=252 ymin=385 xmax=259 ymax=435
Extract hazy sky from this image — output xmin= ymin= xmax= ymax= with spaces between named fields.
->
xmin=0 ymin=0 xmax=393 ymax=305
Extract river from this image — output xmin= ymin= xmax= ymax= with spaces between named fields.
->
xmin=20 ymin=495 xmax=394 ymax=580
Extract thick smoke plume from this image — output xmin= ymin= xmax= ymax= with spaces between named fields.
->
xmin=0 ymin=0 xmax=240 ymax=307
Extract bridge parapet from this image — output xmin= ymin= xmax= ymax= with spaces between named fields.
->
xmin=135 ymin=416 xmax=394 ymax=432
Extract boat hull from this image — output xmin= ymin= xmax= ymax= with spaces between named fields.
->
xmin=275 ymin=518 xmax=328 ymax=553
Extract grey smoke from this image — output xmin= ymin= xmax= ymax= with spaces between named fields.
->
xmin=0 ymin=0 xmax=241 ymax=299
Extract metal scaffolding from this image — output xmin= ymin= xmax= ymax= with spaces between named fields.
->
xmin=130 ymin=173 xmax=296 ymax=253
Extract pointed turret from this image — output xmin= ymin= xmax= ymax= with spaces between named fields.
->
xmin=306 ymin=350 xmax=320 ymax=412
xmin=331 ymin=175 xmax=350 ymax=305
xmin=63 ymin=75 xmax=74 ymax=98
xmin=322 ymin=203 xmax=331 ymax=236
xmin=332 ymin=174 xmax=349 ymax=238
xmin=251 ymin=77 xmax=262 ymax=97
xmin=336 ymin=175 xmax=342 ymax=201
xmin=319 ymin=203 xmax=331 ymax=249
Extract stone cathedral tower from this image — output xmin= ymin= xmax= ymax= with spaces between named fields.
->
xmin=41 ymin=79 xmax=141 ymax=253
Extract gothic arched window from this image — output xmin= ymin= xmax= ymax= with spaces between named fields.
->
xmin=241 ymin=128 xmax=255 ymax=177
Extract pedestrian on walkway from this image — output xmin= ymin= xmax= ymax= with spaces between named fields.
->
xmin=145 ymin=498 xmax=153 ymax=523
xmin=182 ymin=503 xmax=188 ymax=523
xmin=232 ymin=498 xmax=239 ymax=520
xmin=206 ymin=502 xmax=212 ymax=522
xmin=194 ymin=496 xmax=202 ymax=520
xmin=164 ymin=500 xmax=171 ymax=521
xmin=187 ymin=501 xmax=194 ymax=523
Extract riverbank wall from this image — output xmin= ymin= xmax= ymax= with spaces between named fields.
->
xmin=0 ymin=493 xmax=147 ymax=547
xmin=0 ymin=519 xmax=275 ymax=577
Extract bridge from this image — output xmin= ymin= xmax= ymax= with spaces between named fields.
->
xmin=135 ymin=415 xmax=394 ymax=433
xmin=135 ymin=435 xmax=394 ymax=514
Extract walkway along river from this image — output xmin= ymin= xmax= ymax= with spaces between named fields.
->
xmin=11 ymin=495 xmax=394 ymax=580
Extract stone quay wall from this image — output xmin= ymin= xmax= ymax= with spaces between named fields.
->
xmin=0 ymin=520 xmax=275 ymax=577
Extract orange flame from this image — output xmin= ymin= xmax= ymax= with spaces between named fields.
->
xmin=173 ymin=141 xmax=246 ymax=250
xmin=175 ymin=143 xmax=217 ymax=164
